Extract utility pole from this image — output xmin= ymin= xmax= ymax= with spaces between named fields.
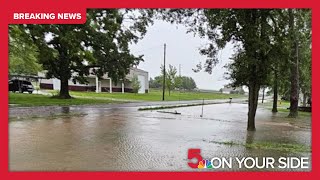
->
xmin=162 ymin=43 xmax=166 ymax=101
xmin=178 ymin=64 xmax=181 ymax=101
xmin=262 ymin=87 xmax=265 ymax=103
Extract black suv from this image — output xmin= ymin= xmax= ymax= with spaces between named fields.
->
xmin=9 ymin=79 xmax=34 ymax=94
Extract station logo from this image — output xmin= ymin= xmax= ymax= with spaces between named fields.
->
xmin=198 ymin=159 xmax=213 ymax=169
xmin=188 ymin=148 xmax=310 ymax=170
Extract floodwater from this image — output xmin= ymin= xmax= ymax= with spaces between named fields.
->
xmin=9 ymin=103 xmax=311 ymax=171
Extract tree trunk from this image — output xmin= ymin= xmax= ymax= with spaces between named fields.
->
xmin=247 ymin=83 xmax=259 ymax=131
xmin=289 ymin=57 xmax=299 ymax=118
xmin=261 ymin=87 xmax=265 ymax=103
xmin=302 ymin=93 xmax=307 ymax=107
xmin=272 ymin=69 xmax=278 ymax=112
xmin=59 ymin=74 xmax=71 ymax=99
xmin=58 ymin=51 xmax=71 ymax=99
xmin=288 ymin=9 xmax=299 ymax=118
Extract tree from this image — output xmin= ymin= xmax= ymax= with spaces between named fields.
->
xmin=174 ymin=75 xmax=182 ymax=90
xmin=208 ymin=9 xmax=271 ymax=131
xmin=166 ymin=64 xmax=177 ymax=95
xmin=266 ymin=9 xmax=310 ymax=113
xmin=161 ymin=9 xmax=290 ymax=130
xmin=268 ymin=10 xmax=291 ymax=113
xmin=288 ymin=9 xmax=299 ymax=117
xmin=288 ymin=9 xmax=311 ymax=117
xmin=177 ymin=76 xmax=197 ymax=90
xmin=9 ymin=25 xmax=41 ymax=75
xmin=152 ymin=74 xmax=197 ymax=91
xmin=131 ymin=75 xmax=141 ymax=93
xmin=268 ymin=14 xmax=290 ymax=112
xmin=149 ymin=77 xmax=162 ymax=88
xmin=157 ymin=9 xmax=311 ymax=125
xmin=22 ymin=9 xmax=153 ymax=99
xmin=299 ymin=42 xmax=311 ymax=106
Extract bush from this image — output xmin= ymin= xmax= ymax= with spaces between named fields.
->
xmin=131 ymin=75 xmax=141 ymax=94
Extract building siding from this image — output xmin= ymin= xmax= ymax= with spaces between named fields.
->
xmin=38 ymin=68 xmax=148 ymax=93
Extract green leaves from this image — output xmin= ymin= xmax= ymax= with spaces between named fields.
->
xmin=152 ymin=64 xmax=197 ymax=91
xmin=9 ymin=25 xmax=41 ymax=75
xmin=166 ymin=64 xmax=177 ymax=94
xmin=131 ymin=75 xmax=141 ymax=94
xmin=17 ymin=9 xmax=152 ymax=88
xmin=176 ymin=76 xmax=197 ymax=90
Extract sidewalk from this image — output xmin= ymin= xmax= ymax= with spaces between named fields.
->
xmin=9 ymin=98 xmax=247 ymax=119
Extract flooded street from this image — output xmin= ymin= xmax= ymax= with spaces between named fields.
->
xmin=9 ymin=103 xmax=311 ymax=171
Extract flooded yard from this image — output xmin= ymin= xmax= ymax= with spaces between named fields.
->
xmin=9 ymin=103 xmax=311 ymax=171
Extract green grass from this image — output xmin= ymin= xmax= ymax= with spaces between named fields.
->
xmin=274 ymin=108 xmax=311 ymax=117
xmin=9 ymin=93 xmax=117 ymax=107
xmin=69 ymin=89 xmax=245 ymax=101
xmin=210 ymin=140 xmax=311 ymax=153
xmin=261 ymin=100 xmax=311 ymax=117
xmin=9 ymin=89 xmax=245 ymax=107
xmin=244 ymin=142 xmax=311 ymax=153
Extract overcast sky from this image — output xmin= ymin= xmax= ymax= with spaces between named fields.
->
xmin=129 ymin=20 xmax=234 ymax=90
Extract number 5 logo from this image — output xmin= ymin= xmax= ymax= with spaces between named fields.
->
xmin=187 ymin=149 xmax=203 ymax=168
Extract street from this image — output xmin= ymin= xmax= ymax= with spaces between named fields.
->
xmin=9 ymin=101 xmax=311 ymax=171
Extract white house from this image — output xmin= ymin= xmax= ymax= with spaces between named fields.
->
xmin=38 ymin=67 xmax=149 ymax=94
xmin=221 ymin=85 xmax=244 ymax=94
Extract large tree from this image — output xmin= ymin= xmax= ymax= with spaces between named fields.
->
xmin=160 ymin=9 xmax=274 ymax=131
xmin=9 ymin=25 xmax=41 ymax=75
xmin=176 ymin=76 xmax=197 ymax=90
xmin=299 ymin=41 xmax=311 ymax=107
xmin=21 ymin=9 xmax=152 ymax=98
xmin=265 ymin=9 xmax=291 ymax=113
xmin=160 ymin=8 xmax=311 ymax=129
xmin=288 ymin=9 xmax=311 ymax=117
xmin=288 ymin=9 xmax=300 ymax=117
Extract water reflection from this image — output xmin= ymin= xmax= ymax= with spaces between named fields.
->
xmin=61 ymin=107 xmax=70 ymax=114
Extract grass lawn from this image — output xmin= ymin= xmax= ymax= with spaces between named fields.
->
xmin=260 ymin=100 xmax=311 ymax=117
xmin=9 ymin=93 xmax=116 ymax=107
xmin=210 ymin=140 xmax=310 ymax=153
xmin=69 ymin=89 xmax=245 ymax=101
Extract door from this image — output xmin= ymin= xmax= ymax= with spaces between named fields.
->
xmin=53 ymin=78 xmax=61 ymax=90
xmin=98 ymin=81 xmax=101 ymax=92
xmin=137 ymin=75 xmax=145 ymax=94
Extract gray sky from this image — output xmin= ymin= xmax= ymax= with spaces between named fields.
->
xmin=129 ymin=20 xmax=234 ymax=90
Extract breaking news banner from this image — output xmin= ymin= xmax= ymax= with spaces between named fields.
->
xmin=13 ymin=13 xmax=82 ymax=20
xmin=4 ymin=2 xmax=316 ymax=177
xmin=9 ymin=11 xmax=86 ymax=24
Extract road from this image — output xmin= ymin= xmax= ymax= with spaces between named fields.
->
xmin=9 ymin=99 xmax=311 ymax=171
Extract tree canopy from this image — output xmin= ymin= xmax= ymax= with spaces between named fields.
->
xmin=150 ymin=64 xmax=197 ymax=91
xmin=9 ymin=25 xmax=41 ymax=75
xmin=17 ymin=9 xmax=153 ymax=98
xmin=157 ymin=9 xmax=311 ymax=130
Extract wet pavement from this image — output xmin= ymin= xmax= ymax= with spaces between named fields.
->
xmin=9 ymin=98 xmax=242 ymax=118
xmin=9 ymin=103 xmax=311 ymax=171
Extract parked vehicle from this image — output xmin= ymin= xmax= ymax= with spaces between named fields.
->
xmin=9 ymin=79 xmax=34 ymax=94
